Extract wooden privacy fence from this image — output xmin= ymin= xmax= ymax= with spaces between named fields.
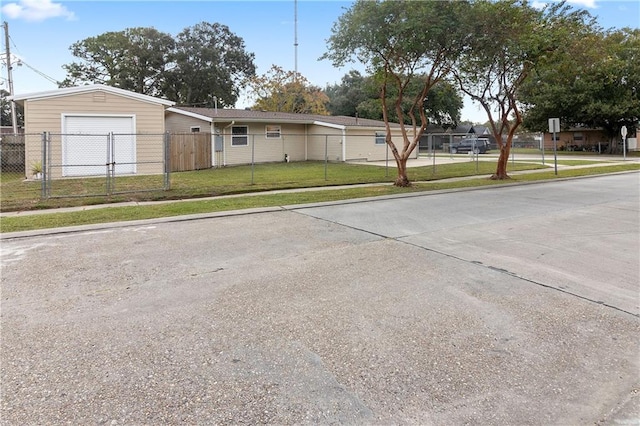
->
xmin=170 ymin=133 xmax=211 ymax=172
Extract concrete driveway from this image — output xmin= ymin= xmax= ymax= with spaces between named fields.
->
xmin=1 ymin=173 xmax=638 ymax=425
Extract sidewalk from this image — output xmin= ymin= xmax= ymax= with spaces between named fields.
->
xmin=1 ymin=156 xmax=637 ymax=218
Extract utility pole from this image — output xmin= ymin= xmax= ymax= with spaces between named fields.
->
xmin=294 ymin=0 xmax=298 ymax=82
xmin=3 ymin=21 xmax=18 ymax=134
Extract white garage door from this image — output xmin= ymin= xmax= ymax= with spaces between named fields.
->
xmin=63 ymin=115 xmax=136 ymax=176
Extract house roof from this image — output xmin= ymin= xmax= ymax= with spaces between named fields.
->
xmin=168 ymin=106 xmax=400 ymax=129
xmin=10 ymin=84 xmax=175 ymax=107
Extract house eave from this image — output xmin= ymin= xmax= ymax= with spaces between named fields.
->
xmin=166 ymin=107 xmax=213 ymax=123
xmin=11 ymin=84 xmax=175 ymax=107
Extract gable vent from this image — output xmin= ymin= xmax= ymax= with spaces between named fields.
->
xmin=93 ymin=92 xmax=107 ymax=102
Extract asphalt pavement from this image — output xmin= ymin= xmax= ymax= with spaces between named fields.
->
xmin=1 ymin=172 xmax=639 ymax=425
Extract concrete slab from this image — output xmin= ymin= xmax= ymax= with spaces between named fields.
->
xmin=1 ymin=173 xmax=638 ymax=424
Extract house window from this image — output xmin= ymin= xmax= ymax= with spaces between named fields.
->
xmin=375 ymin=132 xmax=386 ymax=145
xmin=232 ymin=126 xmax=248 ymax=146
xmin=265 ymin=125 xmax=281 ymax=139
xmin=573 ymin=132 xmax=583 ymax=141
xmin=190 ymin=126 xmax=201 ymax=133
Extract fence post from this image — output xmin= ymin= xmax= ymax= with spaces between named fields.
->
xmin=106 ymin=132 xmax=113 ymax=195
xmin=324 ymin=135 xmax=328 ymax=181
xmin=251 ymin=134 xmax=255 ymax=185
xmin=41 ymin=132 xmax=47 ymax=199
xmin=164 ymin=131 xmax=171 ymax=190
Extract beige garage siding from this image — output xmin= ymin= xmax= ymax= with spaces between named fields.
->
xmin=23 ymin=91 xmax=166 ymax=177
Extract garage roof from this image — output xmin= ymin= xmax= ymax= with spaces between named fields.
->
xmin=11 ymin=84 xmax=175 ymax=107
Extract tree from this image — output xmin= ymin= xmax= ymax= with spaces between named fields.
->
xmin=247 ymin=65 xmax=329 ymax=114
xmin=61 ymin=27 xmax=175 ymax=96
xmin=521 ymin=28 xmax=640 ymax=152
xmin=0 ymin=89 xmax=24 ymax=129
xmin=326 ymin=71 xmax=462 ymax=129
xmin=61 ymin=23 xmax=256 ymax=107
xmin=323 ymin=0 xmax=468 ymax=186
xmin=166 ymin=22 xmax=256 ymax=107
xmin=325 ymin=70 xmax=370 ymax=116
xmin=452 ymin=0 xmax=593 ymax=179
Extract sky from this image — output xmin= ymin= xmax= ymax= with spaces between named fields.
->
xmin=1 ymin=0 xmax=639 ymax=123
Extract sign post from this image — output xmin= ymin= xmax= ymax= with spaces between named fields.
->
xmin=621 ymin=126 xmax=628 ymax=161
xmin=548 ymin=118 xmax=560 ymax=175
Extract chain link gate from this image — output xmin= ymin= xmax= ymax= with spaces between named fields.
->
xmin=41 ymin=132 xmax=170 ymax=199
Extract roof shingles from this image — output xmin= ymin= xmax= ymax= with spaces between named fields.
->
xmin=173 ymin=107 xmax=399 ymax=128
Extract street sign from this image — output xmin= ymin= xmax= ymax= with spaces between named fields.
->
xmin=621 ymin=126 xmax=628 ymax=161
xmin=548 ymin=118 xmax=560 ymax=175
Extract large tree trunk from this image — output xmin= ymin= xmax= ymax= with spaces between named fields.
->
xmin=394 ymin=157 xmax=411 ymax=187
xmin=491 ymin=144 xmax=511 ymax=180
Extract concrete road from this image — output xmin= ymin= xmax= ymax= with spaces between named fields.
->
xmin=1 ymin=173 xmax=639 ymax=425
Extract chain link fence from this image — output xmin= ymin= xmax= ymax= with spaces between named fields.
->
xmin=1 ymin=131 xmax=406 ymax=212
xmin=39 ymin=132 xmax=170 ymax=199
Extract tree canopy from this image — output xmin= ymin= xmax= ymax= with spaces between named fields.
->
xmin=451 ymin=0 xmax=595 ymax=179
xmin=323 ymin=0 xmax=469 ymax=186
xmin=61 ymin=22 xmax=256 ymax=107
xmin=521 ymin=27 xmax=640 ymax=151
xmin=248 ymin=65 xmax=329 ymax=114
xmin=325 ymin=70 xmax=462 ymax=128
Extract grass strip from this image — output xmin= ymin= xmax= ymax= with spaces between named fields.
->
xmin=2 ymin=164 xmax=638 ymax=233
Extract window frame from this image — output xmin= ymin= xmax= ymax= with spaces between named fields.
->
xmin=375 ymin=131 xmax=386 ymax=145
xmin=231 ymin=125 xmax=249 ymax=146
xmin=265 ymin=125 xmax=281 ymax=139
xmin=190 ymin=126 xmax=201 ymax=133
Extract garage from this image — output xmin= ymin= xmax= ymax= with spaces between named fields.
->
xmin=62 ymin=115 xmax=136 ymax=176
xmin=12 ymin=84 xmax=174 ymax=179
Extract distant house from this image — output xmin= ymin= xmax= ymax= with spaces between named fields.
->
xmin=542 ymin=127 xmax=638 ymax=152
xmin=165 ymin=107 xmax=412 ymax=166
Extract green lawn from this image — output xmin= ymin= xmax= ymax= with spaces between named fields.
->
xmin=0 ymin=160 xmax=542 ymax=212
xmin=1 ymin=162 xmax=639 ymax=233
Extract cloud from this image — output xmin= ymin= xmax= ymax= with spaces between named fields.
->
xmin=567 ymin=0 xmax=598 ymax=9
xmin=532 ymin=1 xmax=547 ymax=10
xmin=1 ymin=0 xmax=76 ymax=22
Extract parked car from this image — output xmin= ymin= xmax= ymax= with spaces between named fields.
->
xmin=450 ymin=138 xmax=490 ymax=154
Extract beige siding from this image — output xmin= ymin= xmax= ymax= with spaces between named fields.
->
xmin=165 ymin=113 xmax=211 ymax=133
xmin=345 ymin=128 xmax=413 ymax=161
xmin=23 ymin=91 xmax=166 ymax=178
xmin=307 ymin=126 xmax=343 ymax=161
xmin=221 ymin=122 xmax=307 ymax=166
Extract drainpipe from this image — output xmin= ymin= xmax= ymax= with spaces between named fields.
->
xmin=222 ymin=121 xmax=235 ymax=166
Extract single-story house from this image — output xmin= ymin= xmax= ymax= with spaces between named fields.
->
xmin=543 ymin=127 xmax=638 ymax=152
xmin=165 ymin=107 xmax=411 ymax=167
xmin=11 ymin=84 xmax=413 ymax=178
